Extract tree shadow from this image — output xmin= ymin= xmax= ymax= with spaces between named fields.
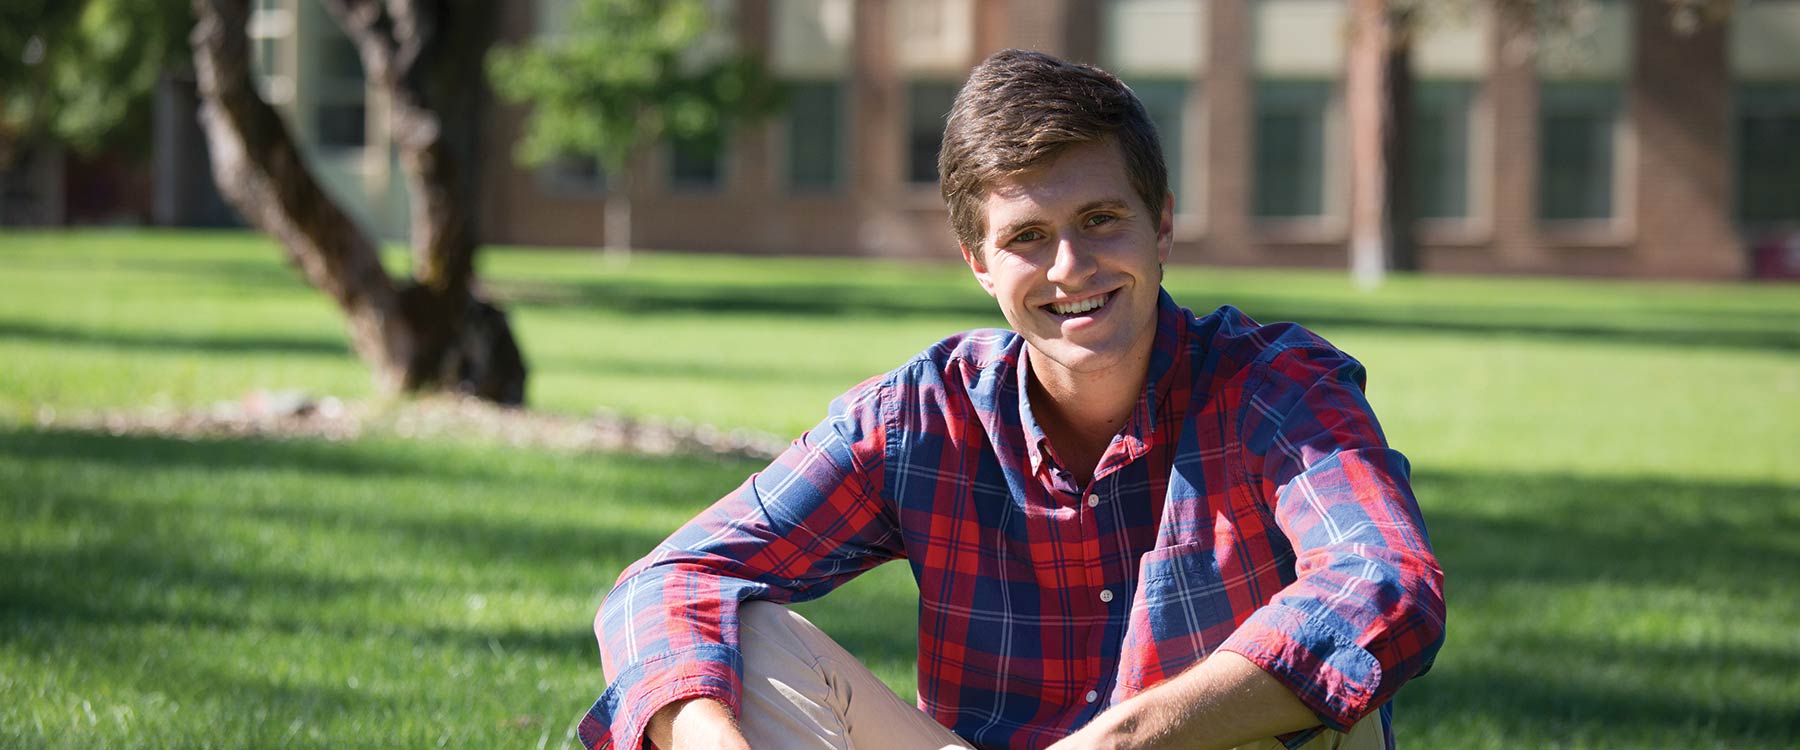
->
xmin=0 ymin=426 xmax=752 ymax=659
xmin=494 ymin=275 xmax=1800 ymax=355
xmin=1212 ymin=292 xmax=1800 ymax=355
xmin=495 ymin=277 xmax=1002 ymax=322
xmin=1 ymin=427 xmax=475 ymax=481
xmin=1397 ymin=468 xmax=1800 ymax=745
xmin=1413 ymin=468 xmax=1800 ymax=596
xmin=8 ymin=426 xmax=1797 ymax=745
xmin=0 ymin=319 xmax=348 ymax=357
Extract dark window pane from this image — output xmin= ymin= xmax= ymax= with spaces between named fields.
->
xmin=316 ymin=103 xmax=366 ymax=148
xmin=1125 ymin=78 xmax=1186 ymax=212
xmin=1411 ymin=81 xmax=1473 ymax=220
xmin=670 ymin=134 xmax=723 ymax=188
xmin=788 ymin=80 xmax=843 ymax=190
xmin=320 ymin=32 xmax=363 ymax=82
xmin=255 ymin=36 xmax=278 ymax=76
xmin=547 ymin=154 xmax=606 ymax=189
xmin=1254 ymin=81 xmax=1330 ymax=218
xmin=908 ymin=81 xmax=959 ymax=185
xmin=1737 ymin=84 xmax=1800 ymax=224
xmin=1539 ymin=82 xmax=1617 ymax=221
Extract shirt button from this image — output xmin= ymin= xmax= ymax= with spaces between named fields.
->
xmin=1099 ymin=589 xmax=1114 ymax=603
xmin=1086 ymin=493 xmax=1101 ymax=508
xmin=1085 ymin=690 xmax=1099 ymax=703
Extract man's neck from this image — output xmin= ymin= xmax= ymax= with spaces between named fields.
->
xmin=1026 ymin=345 xmax=1153 ymax=486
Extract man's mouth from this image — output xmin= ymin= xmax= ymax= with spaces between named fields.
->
xmin=1043 ymin=291 xmax=1113 ymax=317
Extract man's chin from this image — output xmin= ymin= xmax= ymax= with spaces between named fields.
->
xmin=1024 ymin=340 xmax=1127 ymax=377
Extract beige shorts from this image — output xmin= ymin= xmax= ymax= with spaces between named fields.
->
xmin=735 ymin=601 xmax=1384 ymax=750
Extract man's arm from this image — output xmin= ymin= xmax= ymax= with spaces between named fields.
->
xmin=1048 ymin=652 xmax=1316 ymax=750
xmin=576 ymin=375 xmax=899 ymax=750
xmin=1059 ymin=340 xmax=1445 ymax=748
xmin=645 ymin=698 xmax=748 ymax=750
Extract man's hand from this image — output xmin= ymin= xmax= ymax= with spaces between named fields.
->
xmin=1046 ymin=652 xmax=1319 ymax=750
xmin=645 ymin=697 xmax=750 ymax=750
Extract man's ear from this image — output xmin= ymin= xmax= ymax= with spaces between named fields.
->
xmin=960 ymin=242 xmax=997 ymax=296
xmin=1157 ymin=193 xmax=1175 ymax=268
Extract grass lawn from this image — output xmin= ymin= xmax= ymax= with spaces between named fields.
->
xmin=2 ymin=229 xmax=1798 ymax=748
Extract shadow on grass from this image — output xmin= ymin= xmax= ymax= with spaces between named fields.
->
xmin=498 ymin=277 xmax=1800 ymax=355
xmin=0 ymin=427 xmax=757 ymax=663
xmin=5 ymin=426 xmax=1798 ymax=745
xmin=0 ymin=319 xmax=347 ymax=357
xmin=1398 ymin=469 xmax=1800 ymax=745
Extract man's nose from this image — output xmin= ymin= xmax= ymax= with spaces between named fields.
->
xmin=1046 ymin=235 xmax=1098 ymax=285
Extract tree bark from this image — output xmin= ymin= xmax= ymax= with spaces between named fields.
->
xmin=191 ymin=0 xmax=525 ymax=404
xmin=603 ymin=168 xmax=632 ymax=263
xmin=1347 ymin=0 xmax=1419 ymax=286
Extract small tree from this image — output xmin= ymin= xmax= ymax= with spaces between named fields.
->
xmin=486 ymin=0 xmax=780 ymax=258
xmin=1 ymin=0 xmax=191 ymax=169
xmin=191 ymin=0 xmax=526 ymax=404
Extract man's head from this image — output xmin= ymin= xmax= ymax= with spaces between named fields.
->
xmin=938 ymin=49 xmax=1169 ymax=259
xmin=940 ymin=50 xmax=1176 ymax=390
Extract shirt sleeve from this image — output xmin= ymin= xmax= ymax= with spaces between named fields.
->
xmin=576 ymin=375 xmax=902 ymax=750
xmin=1215 ymin=337 xmax=1447 ymax=733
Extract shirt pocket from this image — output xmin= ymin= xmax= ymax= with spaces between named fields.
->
xmin=1111 ymin=540 xmax=1253 ymax=696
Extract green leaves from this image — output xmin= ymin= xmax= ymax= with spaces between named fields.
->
xmin=485 ymin=0 xmax=780 ymax=173
xmin=0 ymin=0 xmax=192 ymax=158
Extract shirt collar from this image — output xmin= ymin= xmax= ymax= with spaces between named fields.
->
xmin=1016 ymin=288 xmax=1189 ymax=478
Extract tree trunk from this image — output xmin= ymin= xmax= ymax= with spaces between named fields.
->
xmin=603 ymin=168 xmax=632 ymax=263
xmin=1385 ymin=31 xmax=1418 ymax=272
xmin=191 ymin=0 xmax=525 ymax=404
xmin=1347 ymin=0 xmax=1419 ymax=286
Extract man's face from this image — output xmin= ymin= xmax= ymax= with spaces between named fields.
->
xmin=961 ymin=139 xmax=1173 ymax=386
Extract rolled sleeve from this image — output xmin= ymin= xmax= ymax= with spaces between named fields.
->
xmin=1226 ymin=340 xmax=1447 ymax=730
xmin=577 ymin=644 xmax=742 ymax=750
xmin=575 ymin=375 xmax=900 ymax=749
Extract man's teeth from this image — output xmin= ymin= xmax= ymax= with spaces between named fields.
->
xmin=1049 ymin=294 xmax=1107 ymax=315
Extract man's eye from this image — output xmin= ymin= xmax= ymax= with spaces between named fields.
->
xmin=1012 ymin=230 xmax=1045 ymax=244
xmin=1086 ymin=214 xmax=1116 ymax=227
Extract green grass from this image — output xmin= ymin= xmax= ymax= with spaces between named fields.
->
xmin=2 ymin=229 xmax=1798 ymax=748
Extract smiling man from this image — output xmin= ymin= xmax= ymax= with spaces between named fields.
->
xmin=577 ymin=50 xmax=1445 ymax=750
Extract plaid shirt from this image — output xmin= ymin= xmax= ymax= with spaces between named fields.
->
xmin=579 ymin=291 xmax=1446 ymax=750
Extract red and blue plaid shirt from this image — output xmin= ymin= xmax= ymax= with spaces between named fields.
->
xmin=579 ymin=291 xmax=1445 ymax=750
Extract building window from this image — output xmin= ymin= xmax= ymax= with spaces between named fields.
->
xmin=1124 ymin=79 xmax=1189 ymax=213
xmin=1254 ymin=80 xmax=1332 ymax=219
xmin=313 ymin=30 xmax=367 ymax=150
xmin=786 ymin=80 xmax=845 ymax=190
xmin=1412 ymin=81 xmax=1474 ymax=220
xmin=1538 ymin=82 xmax=1619 ymax=222
xmin=1737 ymin=83 xmax=1800 ymax=225
xmin=669 ymin=134 xmax=725 ymax=189
xmin=907 ymin=80 xmax=959 ymax=185
xmin=542 ymin=154 xmax=607 ymax=192
xmin=247 ymin=0 xmax=293 ymax=103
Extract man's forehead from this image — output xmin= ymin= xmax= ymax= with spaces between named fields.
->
xmin=983 ymin=146 xmax=1139 ymax=226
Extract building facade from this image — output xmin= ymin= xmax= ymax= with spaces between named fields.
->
xmin=180 ymin=0 xmax=1800 ymax=278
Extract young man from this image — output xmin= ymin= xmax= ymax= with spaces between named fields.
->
xmin=578 ymin=49 xmax=1445 ymax=750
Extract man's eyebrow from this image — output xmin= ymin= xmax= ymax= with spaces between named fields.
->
xmin=993 ymin=199 xmax=1134 ymax=241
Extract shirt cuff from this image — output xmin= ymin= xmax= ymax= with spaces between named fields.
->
xmin=577 ymin=643 xmax=743 ymax=750
xmin=1215 ymin=603 xmax=1382 ymax=732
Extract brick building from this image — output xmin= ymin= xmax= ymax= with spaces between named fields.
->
xmin=168 ymin=0 xmax=1800 ymax=278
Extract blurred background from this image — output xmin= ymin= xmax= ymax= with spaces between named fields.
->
xmin=2 ymin=0 xmax=1797 ymax=748
xmin=6 ymin=0 xmax=1800 ymax=277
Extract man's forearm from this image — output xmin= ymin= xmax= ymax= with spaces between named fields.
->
xmin=645 ymin=697 xmax=748 ymax=750
xmin=1049 ymin=651 xmax=1319 ymax=750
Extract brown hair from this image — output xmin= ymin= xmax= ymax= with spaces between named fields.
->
xmin=938 ymin=49 xmax=1169 ymax=256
